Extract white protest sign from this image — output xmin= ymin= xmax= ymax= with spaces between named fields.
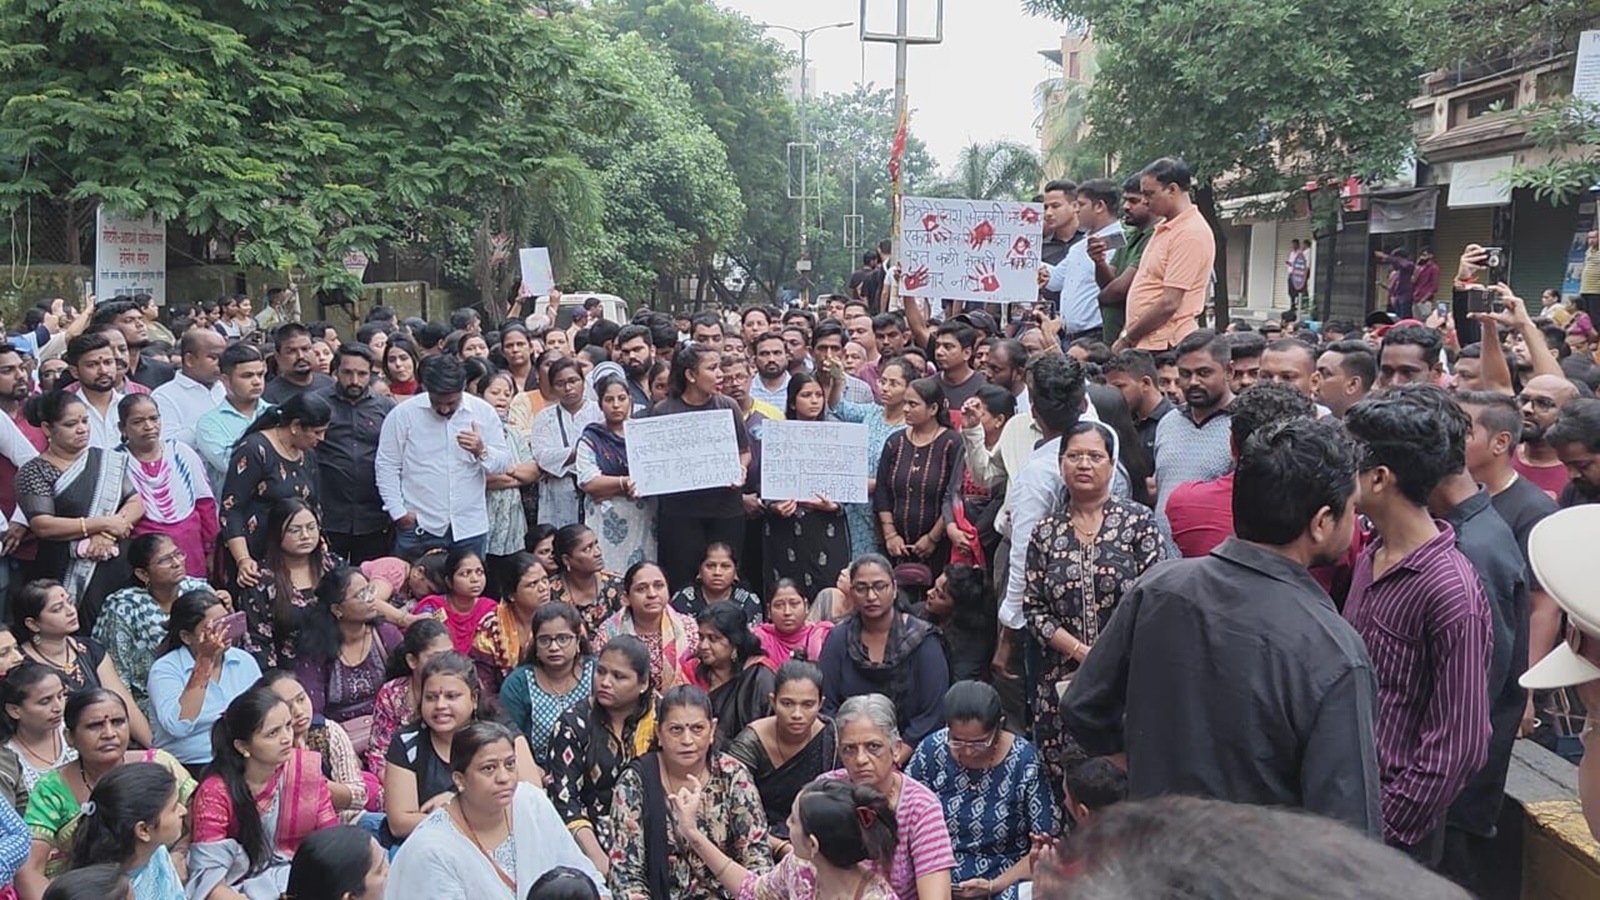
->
xmin=760 ymin=420 xmax=868 ymax=504
xmin=1576 ymin=30 xmax=1600 ymax=106
xmin=626 ymin=409 xmax=741 ymax=496
xmin=95 ymin=208 xmax=167 ymax=305
xmin=897 ymin=196 xmax=1044 ymax=304
xmin=519 ymin=247 xmax=554 ymax=297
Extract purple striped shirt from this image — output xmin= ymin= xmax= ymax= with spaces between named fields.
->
xmin=1344 ymin=521 xmax=1492 ymax=848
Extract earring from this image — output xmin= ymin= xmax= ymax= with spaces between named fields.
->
xmin=241 ymin=750 xmax=250 ymax=759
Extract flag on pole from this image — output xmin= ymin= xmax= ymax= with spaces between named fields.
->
xmin=889 ymin=107 xmax=909 ymax=185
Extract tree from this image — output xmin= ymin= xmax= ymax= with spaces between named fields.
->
xmin=0 ymin=0 xmax=628 ymax=310
xmin=926 ymin=141 xmax=1045 ymax=201
xmin=802 ymin=85 xmax=938 ymax=296
xmin=1026 ymin=0 xmax=1424 ymax=326
xmin=596 ymin=0 xmax=800 ymax=305
xmin=1036 ymin=74 xmax=1108 ymax=181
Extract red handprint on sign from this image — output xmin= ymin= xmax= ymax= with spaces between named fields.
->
xmin=920 ymin=213 xmax=951 ymax=244
xmin=972 ymin=263 xmax=1000 ymax=293
xmin=1017 ymin=206 xmax=1040 ymax=226
xmin=1009 ymin=235 xmax=1033 ymax=257
xmin=902 ymin=265 xmax=931 ymax=294
xmin=966 ymin=220 xmax=996 ymax=250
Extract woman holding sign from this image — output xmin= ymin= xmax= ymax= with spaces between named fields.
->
xmin=643 ymin=345 xmax=751 ymax=593
xmin=762 ymin=372 xmax=850 ymax=599
xmin=575 ymin=374 xmax=655 ymax=569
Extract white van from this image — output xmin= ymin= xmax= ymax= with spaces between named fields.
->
xmin=527 ymin=292 xmax=630 ymax=330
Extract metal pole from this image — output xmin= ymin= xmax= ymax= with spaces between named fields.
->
xmin=890 ymin=0 xmax=908 ymax=308
xmin=799 ymin=30 xmax=808 ymax=274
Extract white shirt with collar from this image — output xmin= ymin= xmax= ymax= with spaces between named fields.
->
xmin=80 ymin=390 xmax=124 ymax=451
xmin=152 ymin=371 xmax=225 ymax=447
xmin=1045 ymin=220 xmax=1124 ymax=333
xmin=375 ymin=392 xmax=511 ymax=541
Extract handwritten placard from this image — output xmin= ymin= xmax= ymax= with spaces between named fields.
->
xmin=518 ymin=247 xmax=554 ymax=297
xmin=1576 ymin=31 xmax=1600 ymax=106
xmin=626 ymin=409 xmax=741 ymax=496
xmin=896 ymin=197 xmax=1044 ymax=304
xmin=95 ymin=207 xmax=167 ymax=305
xmin=761 ymin=421 xmax=868 ymax=504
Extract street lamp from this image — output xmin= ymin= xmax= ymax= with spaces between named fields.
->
xmin=761 ymin=20 xmax=853 ymax=300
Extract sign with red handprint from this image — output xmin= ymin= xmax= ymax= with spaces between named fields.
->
xmin=897 ymin=196 xmax=1044 ymax=305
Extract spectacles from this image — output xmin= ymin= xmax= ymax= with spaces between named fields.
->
xmin=536 ymin=633 xmax=577 ymax=649
xmin=1063 ymin=451 xmax=1110 ymax=466
xmin=154 ymin=549 xmax=187 ymax=567
xmin=839 ymin=740 xmax=890 ymax=759
xmin=284 ymin=522 xmax=320 ymax=536
xmin=852 ymin=581 xmax=894 ymax=596
xmin=345 ymin=585 xmax=375 ymax=605
xmin=948 ymin=731 xmax=1000 ymax=752
xmin=1518 ymin=394 xmax=1559 ymax=411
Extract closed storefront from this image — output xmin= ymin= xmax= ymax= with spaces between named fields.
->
xmin=1510 ymin=187 xmax=1578 ymax=299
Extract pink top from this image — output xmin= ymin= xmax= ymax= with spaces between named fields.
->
xmin=752 ymin=621 xmax=833 ymax=667
xmin=414 ymin=594 xmax=497 ymax=654
xmin=820 ymin=770 xmax=953 ymax=900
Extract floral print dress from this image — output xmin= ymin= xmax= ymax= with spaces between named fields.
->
xmin=1023 ymin=497 xmax=1164 ymax=789
xmin=550 ymin=572 xmax=626 ymax=649
xmin=94 ymin=578 xmax=212 ymax=719
xmin=607 ymin=753 xmax=772 ymax=900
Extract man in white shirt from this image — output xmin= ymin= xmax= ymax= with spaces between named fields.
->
xmin=64 ymin=332 xmax=123 ymax=450
xmin=1044 ymin=178 xmax=1127 ymax=343
xmin=376 ymin=354 xmax=510 ymax=558
xmin=152 ymin=329 xmax=226 ymax=447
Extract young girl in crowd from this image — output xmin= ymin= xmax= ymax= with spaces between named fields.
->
xmin=412 ymin=550 xmax=497 ymax=655
xmin=2 ymin=666 xmax=73 ymax=793
xmin=499 ymin=603 xmax=594 ymax=765
xmin=64 ymin=762 xmax=187 ymax=900
xmin=470 ymin=552 xmax=551 ymax=697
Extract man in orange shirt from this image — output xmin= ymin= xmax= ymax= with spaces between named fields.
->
xmin=1113 ymin=158 xmax=1216 ymax=353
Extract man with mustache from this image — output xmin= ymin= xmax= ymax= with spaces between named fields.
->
xmin=1514 ymin=373 xmax=1580 ymax=499
xmin=319 ymin=344 xmax=396 ymax=564
xmin=1548 ymin=397 xmax=1600 ymax=507
xmin=1152 ymin=329 xmax=1235 ymax=542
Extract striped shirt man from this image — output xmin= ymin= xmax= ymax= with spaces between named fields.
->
xmin=1343 ymin=522 xmax=1493 ymax=850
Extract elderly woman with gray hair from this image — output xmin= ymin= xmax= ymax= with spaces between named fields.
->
xmin=822 ymin=693 xmax=955 ymax=900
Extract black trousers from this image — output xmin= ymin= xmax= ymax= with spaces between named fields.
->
xmin=325 ymin=530 xmax=391 ymax=567
xmin=656 ymin=512 xmax=745 ymax=594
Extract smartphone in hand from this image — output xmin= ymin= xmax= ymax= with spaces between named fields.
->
xmin=217 ymin=611 xmax=248 ymax=644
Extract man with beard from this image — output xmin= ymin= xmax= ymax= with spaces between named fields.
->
xmin=1153 ymin=329 xmax=1235 ymax=539
xmin=151 ymin=329 xmax=226 ymax=447
xmin=65 ymin=332 xmax=125 ymax=450
xmin=978 ymin=339 xmax=1030 ymax=418
xmin=1061 ymin=418 xmax=1381 ymax=836
xmin=1091 ymin=176 xmax=1158 ymax=344
xmin=749 ymin=332 xmax=791 ymax=411
xmin=1514 ymin=373 xmax=1580 ymax=498
xmin=0 ymin=342 xmax=43 ymax=602
xmin=318 ymin=344 xmax=396 ymax=564
xmin=1547 ymin=397 xmax=1600 ymax=507
xmin=262 ymin=322 xmax=334 ymax=404
xmin=94 ymin=299 xmax=174 ymax=390
xmin=613 ymin=324 xmax=654 ymax=413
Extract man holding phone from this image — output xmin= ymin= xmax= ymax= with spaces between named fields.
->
xmin=1091 ymin=176 xmax=1158 ymax=344
xmin=1043 ymin=179 xmax=1126 ymax=345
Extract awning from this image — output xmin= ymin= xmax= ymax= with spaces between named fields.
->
xmin=1448 ymin=155 xmax=1515 ymax=208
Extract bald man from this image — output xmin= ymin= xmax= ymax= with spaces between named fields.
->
xmin=1515 ymin=373 xmax=1581 ymax=498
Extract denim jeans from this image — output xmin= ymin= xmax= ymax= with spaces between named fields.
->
xmin=391 ymin=526 xmax=486 ymax=561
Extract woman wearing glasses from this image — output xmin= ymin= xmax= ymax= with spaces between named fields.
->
xmin=822 ymin=694 xmax=953 ymax=900
xmin=95 ymin=534 xmax=214 ymax=721
xmin=816 ymin=555 xmax=950 ymax=765
xmin=293 ymin=567 xmax=403 ymax=754
xmin=499 ymin=603 xmax=595 ymax=765
xmin=906 ymin=681 xmax=1054 ymax=900
xmin=1025 ymin=422 xmax=1164 ymax=794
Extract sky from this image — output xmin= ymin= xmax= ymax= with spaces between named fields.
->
xmin=712 ymin=0 xmax=1065 ymax=173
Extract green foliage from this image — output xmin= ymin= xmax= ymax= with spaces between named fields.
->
xmin=801 ymin=85 xmax=937 ymax=295
xmin=925 ymin=141 xmax=1045 ymax=202
xmin=1506 ymin=96 xmax=1600 ymax=206
xmin=595 ymin=0 xmax=800 ymax=303
xmin=1036 ymin=72 xmax=1109 ymax=181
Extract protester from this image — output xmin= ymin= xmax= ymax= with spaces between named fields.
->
xmin=147 ymin=590 xmax=263 ymax=767
xmin=94 ymin=533 xmax=213 ymax=718
xmin=594 ymin=562 xmax=697 ymax=692
xmin=576 ymin=374 xmax=655 ymax=569
xmin=724 ymin=661 xmax=835 ymax=843
xmin=497 ymin=602 xmax=594 ymax=764
xmin=258 ymin=670 xmax=374 ymax=824
xmin=10 ymin=581 xmax=150 ymax=745
xmin=548 ymin=524 xmax=627 ymax=640
xmin=116 ymin=395 xmax=217 ymax=578
xmin=219 ymin=392 xmax=329 ymax=589
xmin=364 ymin=619 xmax=452 ymax=775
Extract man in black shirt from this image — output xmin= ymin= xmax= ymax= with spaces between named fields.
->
xmin=96 ymin=299 xmax=175 ymax=390
xmin=318 ymin=344 xmax=395 ymax=564
xmin=1039 ymin=180 xmax=1079 ymax=310
xmin=1062 ymin=417 xmax=1382 ymax=837
xmin=1103 ymin=349 xmax=1172 ymax=464
xmin=263 ymin=322 xmax=334 ymax=403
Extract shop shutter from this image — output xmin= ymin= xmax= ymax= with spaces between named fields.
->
xmin=1510 ymin=188 xmax=1577 ymax=300
xmin=1429 ymin=202 xmax=1494 ymax=303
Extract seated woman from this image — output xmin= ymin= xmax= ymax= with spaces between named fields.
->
xmin=259 ymin=671 xmax=374 ymax=825
xmin=914 ymin=566 xmax=995 ymax=684
xmin=667 ymin=544 xmax=763 ymax=627
xmin=147 ymin=590 xmax=264 ymax=767
xmin=545 ymin=635 xmax=656 ymax=878
xmin=13 ymin=580 xmax=151 ymax=747
xmin=671 ymin=777 xmax=897 ymax=900
xmin=499 ymin=603 xmax=594 ymax=766
xmin=413 ymin=549 xmax=497 ymax=656
xmin=358 ymin=548 xmax=446 ymax=622
xmin=679 ymin=605 xmax=773 ymax=742
xmin=471 ymin=553 xmax=552 ymax=698
xmin=725 ymin=662 xmax=835 ymax=843
xmin=63 ymin=762 xmax=189 ymax=900
xmin=596 ymin=563 xmax=698 ymax=693
xmin=751 ymin=581 xmax=832 ymax=667
xmin=237 ymin=498 xmax=337 ymax=669
xmin=363 ymin=620 xmax=452 ymax=776
xmin=388 ymin=722 xmax=607 ymax=899
xmin=186 ymin=686 xmax=338 ymax=900
xmin=825 ymin=694 xmax=955 ymax=900
xmin=606 ymin=686 xmax=772 ymax=900
xmin=292 ymin=567 xmax=402 ymax=753
xmin=906 ymin=681 xmax=1055 ymax=900
xmin=281 ymin=826 xmax=388 ymax=900
xmin=94 ymin=534 xmax=215 ymax=721
xmin=16 ymin=390 xmax=143 ymax=635
xmin=382 ymin=653 xmax=542 ymax=841
xmin=547 ymin=525 xmax=626 ymax=641
xmin=2 ymin=666 xmax=74 ymax=794
xmin=16 ymin=689 xmax=193 ymax=900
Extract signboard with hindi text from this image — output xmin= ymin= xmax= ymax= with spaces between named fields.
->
xmin=625 ymin=410 xmax=741 ymax=497
xmin=760 ymin=421 xmax=868 ymax=504
xmin=95 ymin=208 xmax=167 ymax=305
xmin=896 ymin=196 xmax=1043 ymax=304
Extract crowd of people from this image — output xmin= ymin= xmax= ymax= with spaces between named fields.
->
xmin=0 ymin=153 xmax=1580 ymax=900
